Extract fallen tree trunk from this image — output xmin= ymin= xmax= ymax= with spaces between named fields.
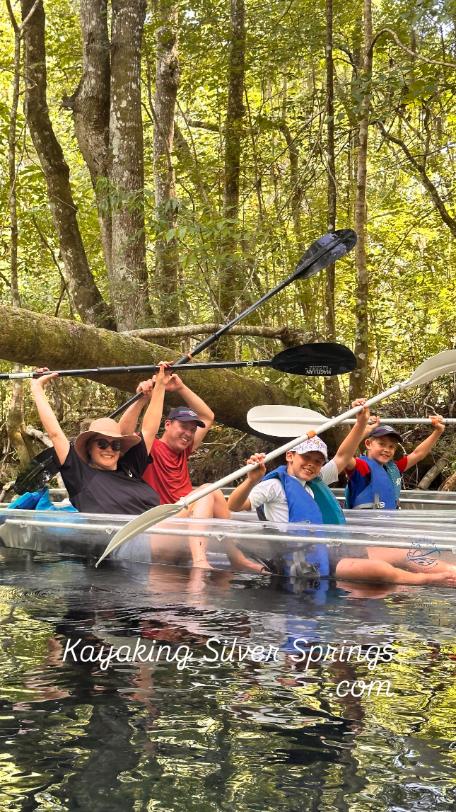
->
xmin=417 ymin=456 xmax=449 ymax=491
xmin=440 ymin=470 xmax=456 ymax=492
xmin=0 ymin=305 xmax=306 ymax=432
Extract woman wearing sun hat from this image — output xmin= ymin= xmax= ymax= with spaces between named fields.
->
xmin=30 ymin=364 xmax=171 ymax=515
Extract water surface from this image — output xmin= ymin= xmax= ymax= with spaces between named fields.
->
xmin=0 ymin=549 xmax=455 ymax=811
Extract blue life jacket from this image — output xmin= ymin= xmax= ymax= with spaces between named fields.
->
xmin=257 ymin=465 xmax=345 ymax=525
xmin=255 ymin=466 xmax=344 ymax=578
xmin=345 ymin=455 xmax=401 ymax=510
xmin=7 ymin=488 xmax=77 ymax=512
xmin=260 ymin=466 xmax=323 ymax=524
xmin=308 ymin=477 xmax=346 ymax=525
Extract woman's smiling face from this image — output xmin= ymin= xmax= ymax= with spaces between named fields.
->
xmin=87 ymin=436 xmax=122 ymax=470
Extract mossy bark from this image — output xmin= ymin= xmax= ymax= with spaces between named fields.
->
xmin=0 ymin=306 xmax=314 ymax=432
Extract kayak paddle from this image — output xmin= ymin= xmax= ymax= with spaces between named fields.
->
xmin=2 ymin=343 xmax=356 ymax=381
xmin=247 ymin=405 xmax=456 ymax=436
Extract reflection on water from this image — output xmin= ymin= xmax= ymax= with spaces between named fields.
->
xmin=0 ymin=549 xmax=455 ymax=811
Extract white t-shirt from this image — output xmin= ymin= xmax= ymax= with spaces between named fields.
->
xmin=248 ymin=459 xmax=339 ymax=523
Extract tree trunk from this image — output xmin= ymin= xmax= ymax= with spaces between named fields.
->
xmin=124 ymin=324 xmax=312 ymax=344
xmin=350 ymin=0 xmax=372 ymax=400
xmin=218 ymin=0 xmax=246 ymax=343
xmin=21 ymin=0 xmax=115 ymax=329
xmin=417 ymin=456 xmax=449 ymax=490
xmin=324 ymin=0 xmax=343 ymax=420
xmin=5 ymin=2 xmax=31 ymax=470
xmin=109 ymin=0 xmax=152 ymax=329
xmin=67 ymin=0 xmax=113 ymax=278
xmin=7 ymin=6 xmax=21 ymax=309
xmin=439 ymin=470 xmax=456 ymax=492
xmin=153 ymin=0 xmax=180 ymax=327
xmin=279 ymin=120 xmax=301 ymax=240
xmin=0 ymin=305 xmax=299 ymax=432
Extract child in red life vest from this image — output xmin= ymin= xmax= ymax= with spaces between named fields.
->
xmin=345 ymin=416 xmax=445 ymax=510
xmin=345 ymin=416 xmax=456 ymax=580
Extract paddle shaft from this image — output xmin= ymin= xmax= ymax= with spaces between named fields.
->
xmin=0 ymin=348 xmax=348 ymax=381
xmin=0 ymin=359 xmax=306 ymax=380
xmin=263 ymin=416 xmax=456 ymax=426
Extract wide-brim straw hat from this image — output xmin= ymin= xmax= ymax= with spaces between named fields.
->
xmin=74 ymin=417 xmax=141 ymax=464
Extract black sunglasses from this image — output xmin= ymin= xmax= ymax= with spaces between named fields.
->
xmin=93 ymin=438 xmax=122 ymax=452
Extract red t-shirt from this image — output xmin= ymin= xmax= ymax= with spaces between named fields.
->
xmin=142 ymin=437 xmax=193 ymax=504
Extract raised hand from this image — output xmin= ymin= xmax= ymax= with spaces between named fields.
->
xmin=154 ymin=361 xmax=173 ymax=388
xmin=136 ymin=379 xmax=153 ymax=398
xmin=163 ymin=370 xmax=184 ymax=393
xmin=430 ymin=414 xmax=445 ymax=434
xmin=31 ymin=367 xmax=59 ymax=389
xmin=246 ymin=453 xmax=267 ymax=483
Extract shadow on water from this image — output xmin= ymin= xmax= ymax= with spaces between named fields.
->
xmin=0 ymin=549 xmax=455 ymax=811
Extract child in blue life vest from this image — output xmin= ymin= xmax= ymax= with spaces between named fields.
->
xmin=343 ymin=416 xmax=456 ymax=580
xmin=345 ymin=416 xmax=445 ymax=510
xmin=227 ymin=409 xmax=456 ymax=587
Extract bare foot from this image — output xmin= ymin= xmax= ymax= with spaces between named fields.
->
xmin=424 ymin=571 xmax=456 ymax=587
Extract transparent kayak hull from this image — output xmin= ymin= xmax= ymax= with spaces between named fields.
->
xmin=1 ymin=507 xmax=455 ymax=570
xmin=332 ymin=487 xmax=456 ymax=511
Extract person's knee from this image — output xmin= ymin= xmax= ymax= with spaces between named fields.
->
xmin=336 ymin=557 xmax=399 ymax=584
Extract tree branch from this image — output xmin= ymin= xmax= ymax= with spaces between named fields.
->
xmin=370 ymin=27 xmax=456 ymax=68
xmin=375 ymin=120 xmax=456 ymax=237
xmin=122 ymin=324 xmax=314 ymax=346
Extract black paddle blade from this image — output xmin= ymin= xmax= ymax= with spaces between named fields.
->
xmin=296 ymin=229 xmax=357 ymax=280
xmin=271 ymin=343 xmax=357 ymax=376
xmin=14 ymin=447 xmax=60 ymax=494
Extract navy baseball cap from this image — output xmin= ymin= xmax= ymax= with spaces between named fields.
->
xmin=368 ymin=425 xmax=402 ymax=442
xmin=167 ymin=406 xmax=205 ymax=428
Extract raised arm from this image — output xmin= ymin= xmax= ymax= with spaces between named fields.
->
xmin=117 ymin=382 xmax=151 ymax=435
xmin=30 ymin=370 xmax=70 ymax=465
xmin=403 ymin=415 xmax=445 ymax=471
xmin=141 ymin=364 xmax=172 ymax=454
xmin=164 ymin=373 xmax=214 ymax=450
xmin=337 ymin=399 xmax=371 ymax=473
xmin=227 ymin=454 xmax=266 ymax=512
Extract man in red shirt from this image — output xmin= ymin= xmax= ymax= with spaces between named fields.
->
xmin=119 ymin=370 xmax=262 ymax=571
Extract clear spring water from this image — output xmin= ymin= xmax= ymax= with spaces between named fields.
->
xmin=0 ymin=548 xmax=455 ymax=812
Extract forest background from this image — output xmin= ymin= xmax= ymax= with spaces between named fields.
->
xmin=0 ymin=0 xmax=455 ymax=492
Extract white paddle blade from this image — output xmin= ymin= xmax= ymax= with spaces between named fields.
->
xmin=95 ymin=503 xmax=181 ymax=566
xmin=406 ymin=350 xmax=456 ymax=388
xmin=247 ymin=405 xmax=326 ymax=437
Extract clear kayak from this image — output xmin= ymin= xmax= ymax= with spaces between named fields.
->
xmin=1 ymin=507 xmax=455 ymax=571
xmin=344 ymin=509 xmax=456 ymax=526
xmin=4 ymin=486 xmax=456 ymax=511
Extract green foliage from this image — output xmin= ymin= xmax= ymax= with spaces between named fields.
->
xmin=0 ymin=0 xmax=455 ymax=408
